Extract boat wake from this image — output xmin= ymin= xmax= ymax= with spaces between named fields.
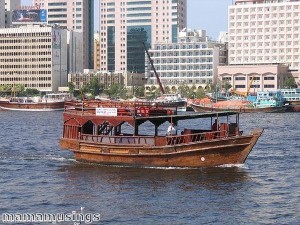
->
xmin=218 ymin=163 xmax=248 ymax=169
xmin=0 ymin=155 xmax=75 ymax=163
xmin=73 ymin=161 xmax=249 ymax=170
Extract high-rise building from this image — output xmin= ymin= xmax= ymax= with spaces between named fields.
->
xmin=33 ymin=0 xmax=94 ymax=70
xmin=0 ymin=25 xmax=68 ymax=93
xmin=0 ymin=1 xmax=5 ymax=28
xmin=4 ymin=0 xmax=21 ymax=27
xmin=146 ymin=29 xmax=227 ymax=90
xmin=228 ymin=0 xmax=300 ymax=70
xmin=94 ymin=32 xmax=100 ymax=70
xmin=218 ymin=0 xmax=300 ymax=92
xmin=98 ymin=0 xmax=187 ymax=73
xmin=4 ymin=0 xmax=21 ymax=9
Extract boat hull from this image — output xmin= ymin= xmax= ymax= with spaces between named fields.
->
xmin=0 ymin=101 xmax=65 ymax=111
xmin=191 ymin=103 xmax=286 ymax=113
xmin=60 ymin=129 xmax=263 ymax=168
xmin=156 ymin=100 xmax=187 ymax=112
xmin=285 ymin=102 xmax=300 ymax=112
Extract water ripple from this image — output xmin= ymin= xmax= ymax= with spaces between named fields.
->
xmin=0 ymin=111 xmax=299 ymax=224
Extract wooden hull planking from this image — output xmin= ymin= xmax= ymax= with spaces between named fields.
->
xmin=285 ymin=103 xmax=300 ymax=112
xmin=60 ymin=129 xmax=263 ymax=168
xmin=0 ymin=101 xmax=65 ymax=111
xmin=191 ymin=103 xmax=286 ymax=113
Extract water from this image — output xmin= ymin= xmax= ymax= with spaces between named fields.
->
xmin=0 ymin=111 xmax=299 ymax=224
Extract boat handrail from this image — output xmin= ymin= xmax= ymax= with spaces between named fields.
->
xmin=80 ymin=129 xmax=230 ymax=147
xmin=64 ymin=100 xmax=177 ymax=117
xmin=81 ymin=134 xmax=155 ymax=146
xmin=166 ymin=130 xmax=229 ymax=145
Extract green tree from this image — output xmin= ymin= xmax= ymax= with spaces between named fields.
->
xmin=171 ymin=86 xmax=177 ymax=93
xmin=89 ymin=77 xmax=103 ymax=97
xmin=79 ymin=85 xmax=90 ymax=99
xmin=209 ymin=83 xmax=216 ymax=92
xmin=12 ymin=84 xmax=25 ymax=96
xmin=68 ymin=82 xmax=75 ymax=96
xmin=0 ymin=84 xmax=13 ymax=94
xmin=24 ymin=88 xmax=40 ymax=96
xmin=177 ymin=84 xmax=190 ymax=97
xmin=284 ymin=77 xmax=297 ymax=88
xmin=164 ymin=86 xmax=171 ymax=94
xmin=195 ymin=87 xmax=206 ymax=99
xmin=150 ymin=85 xmax=157 ymax=93
xmin=134 ymin=86 xmax=145 ymax=98
xmin=104 ymin=83 xmax=128 ymax=99
xmin=222 ymin=81 xmax=232 ymax=92
xmin=147 ymin=85 xmax=160 ymax=99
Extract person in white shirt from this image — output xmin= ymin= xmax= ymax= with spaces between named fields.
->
xmin=167 ymin=122 xmax=176 ymax=135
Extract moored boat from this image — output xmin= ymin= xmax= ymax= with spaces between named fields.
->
xmin=280 ymin=88 xmax=300 ymax=112
xmin=60 ymin=100 xmax=264 ymax=168
xmin=0 ymin=93 xmax=71 ymax=111
xmin=154 ymin=93 xmax=187 ymax=112
xmin=191 ymin=91 xmax=286 ymax=113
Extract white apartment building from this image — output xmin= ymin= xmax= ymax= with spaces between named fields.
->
xmin=98 ymin=0 xmax=187 ymax=73
xmin=33 ymin=0 xmax=94 ymax=69
xmin=146 ymin=29 xmax=227 ymax=90
xmin=0 ymin=25 xmax=68 ymax=93
xmin=228 ymin=0 xmax=300 ymax=70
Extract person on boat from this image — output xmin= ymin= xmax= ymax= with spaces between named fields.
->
xmin=212 ymin=119 xmax=219 ymax=131
xmin=167 ymin=122 xmax=177 ymax=135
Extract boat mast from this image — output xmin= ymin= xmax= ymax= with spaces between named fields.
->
xmin=142 ymin=42 xmax=165 ymax=95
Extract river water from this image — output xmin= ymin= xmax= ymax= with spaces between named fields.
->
xmin=0 ymin=111 xmax=299 ymax=224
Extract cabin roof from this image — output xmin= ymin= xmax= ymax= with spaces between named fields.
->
xmin=135 ymin=111 xmax=237 ymax=124
xmin=63 ymin=110 xmax=238 ymax=127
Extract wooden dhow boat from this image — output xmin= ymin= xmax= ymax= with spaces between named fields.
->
xmin=190 ymin=102 xmax=286 ymax=113
xmin=60 ymin=100 xmax=264 ymax=168
xmin=0 ymin=93 xmax=70 ymax=111
xmin=191 ymin=91 xmax=286 ymax=113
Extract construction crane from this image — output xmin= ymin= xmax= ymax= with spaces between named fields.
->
xmin=142 ymin=42 xmax=165 ymax=95
xmin=230 ymin=76 xmax=254 ymax=97
xmin=246 ymin=76 xmax=255 ymax=95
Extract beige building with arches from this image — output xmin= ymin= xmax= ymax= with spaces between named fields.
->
xmin=218 ymin=64 xmax=290 ymax=93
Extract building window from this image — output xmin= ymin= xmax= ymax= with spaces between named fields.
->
xmin=264 ymin=77 xmax=275 ymax=80
xmin=264 ymin=85 xmax=275 ymax=88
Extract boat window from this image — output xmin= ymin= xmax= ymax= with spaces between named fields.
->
xmin=82 ymin=120 xmax=94 ymax=135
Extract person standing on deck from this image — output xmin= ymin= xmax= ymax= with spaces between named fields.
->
xmin=212 ymin=119 xmax=219 ymax=131
xmin=167 ymin=122 xmax=177 ymax=135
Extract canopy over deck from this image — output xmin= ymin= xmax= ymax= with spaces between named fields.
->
xmin=134 ymin=111 xmax=238 ymax=125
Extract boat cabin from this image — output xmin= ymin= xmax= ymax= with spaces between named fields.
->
xmin=62 ymin=100 xmax=241 ymax=148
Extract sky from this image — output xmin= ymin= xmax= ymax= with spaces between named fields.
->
xmin=21 ymin=0 xmax=233 ymax=39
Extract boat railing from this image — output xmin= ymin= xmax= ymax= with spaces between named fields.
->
xmin=64 ymin=100 xmax=178 ymax=117
xmin=80 ymin=129 xmax=230 ymax=147
xmin=166 ymin=130 xmax=228 ymax=145
xmin=81 ymin=134 xmax=155 ymax=146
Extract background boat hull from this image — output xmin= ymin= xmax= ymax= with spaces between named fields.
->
xmin=191 ymin=103 xmax=286 ymax=113
xmin=0 ymin=101 xmax=65 ymax=111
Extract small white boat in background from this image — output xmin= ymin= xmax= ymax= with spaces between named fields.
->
xmin=0 ymin=93 xmax=72 ymax=111
xmin=154 ymin=93 xmax=187 ymax=112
